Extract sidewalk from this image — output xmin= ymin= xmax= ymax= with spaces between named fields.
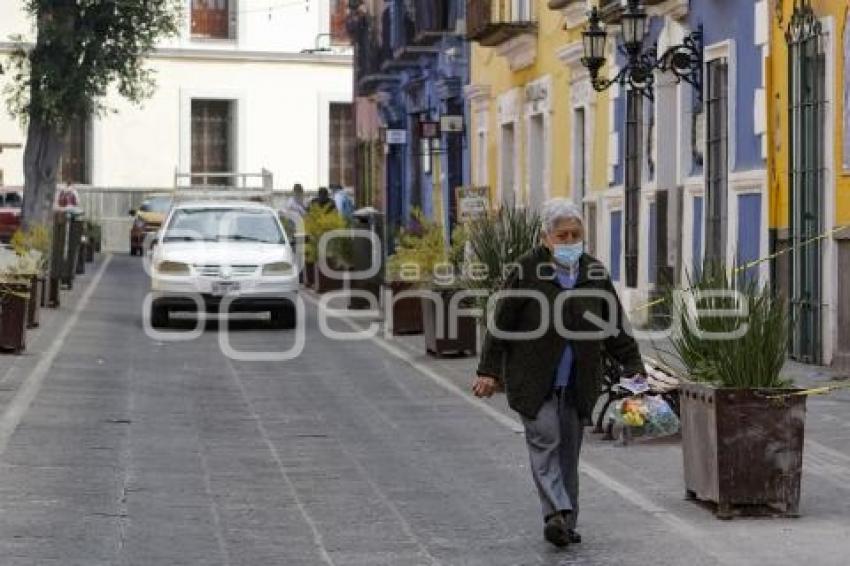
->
xmin=0 ymin=257 xmax=107 ymax=424
xmin=308 ymin=291 xmax=850 ymax=566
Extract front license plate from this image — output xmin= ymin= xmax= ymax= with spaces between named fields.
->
xmin=211 ymin=281 xmax=241 ymax=296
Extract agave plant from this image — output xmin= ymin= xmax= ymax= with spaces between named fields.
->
xmin=460 ymin=206 xmax=541 ymax=318
xmin=670 ymin=264 xmax=789 ymax=389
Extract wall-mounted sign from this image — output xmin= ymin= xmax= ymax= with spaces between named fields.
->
xmin=440 ymin=115 xmax=464 ymax=133
xmin=456 ymin=186 xmax=490 ymax=222
xmin=419 ymin=121 xmax=441 ymax=139
xmin=385 ymin=129 xmax=407 ymax=145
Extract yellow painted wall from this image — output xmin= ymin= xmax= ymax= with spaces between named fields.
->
xmin=768 ymin=0 xmax=850 ymax=229
xmin=469 ymin=1 xmax=611 ymax=209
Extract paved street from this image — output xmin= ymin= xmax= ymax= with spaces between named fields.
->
xmin=0 ymin=254 xmax=849 ymax=566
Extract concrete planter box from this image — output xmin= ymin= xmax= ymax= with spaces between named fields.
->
xmin=681 ymin=381 xmax=806 ymax=518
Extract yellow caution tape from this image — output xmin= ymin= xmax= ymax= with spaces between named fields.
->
xmin=629 ymin=224 xmax=850 ymax=314
xmin=764 ymin=381 xmax=850 ymax=399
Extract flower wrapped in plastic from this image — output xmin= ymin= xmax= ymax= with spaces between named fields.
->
xmin=607 ymin=394 xmax=680 ymax=438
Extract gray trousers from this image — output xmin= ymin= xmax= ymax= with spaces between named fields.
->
xmin=520 ymin=387 xmax=584 ymax=528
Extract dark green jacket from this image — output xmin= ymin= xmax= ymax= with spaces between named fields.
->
xmin=476 ymin=246 xmax=645 ymax=422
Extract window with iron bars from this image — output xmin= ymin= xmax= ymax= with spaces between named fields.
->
xmin=704 ymin=58 xmax=728 ymax=267
xmin=624 ymin=89 xmax=642 ymax=288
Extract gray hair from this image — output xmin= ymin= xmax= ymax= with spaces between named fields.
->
xmin=541 ymin=198 xmax=584 ymax=234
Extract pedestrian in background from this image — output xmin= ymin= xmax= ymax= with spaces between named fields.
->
xmin=284 ymin=183 xmax=307 ymax=218
xmin=472 ymin=198 xmax=645 ymax=549
xmin=330 ymin=184 xmax=354 ymax=220
xmin=308 ymin=187 xmax=336 ymax=213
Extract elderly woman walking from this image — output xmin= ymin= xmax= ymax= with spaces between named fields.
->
xmin=472 ymin=198 xmax=645 ymax=548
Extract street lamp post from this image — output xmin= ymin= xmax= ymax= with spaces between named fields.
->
xmin=580 ymin=0 xmax=703 ymax=101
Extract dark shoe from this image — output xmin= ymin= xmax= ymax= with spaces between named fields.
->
xmin=543 ymin=513 xmax=570 ymax=547
xmin=567 ymin=529 xmax=582 ymax=544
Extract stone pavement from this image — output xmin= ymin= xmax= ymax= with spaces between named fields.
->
xmin=0 ymin=254 xmax=847 ymax=566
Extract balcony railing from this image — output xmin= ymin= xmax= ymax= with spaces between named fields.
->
xmin=598 ymin=0 xmax=672 ymax=23
xmin=413 ymin=0 xmax=456 ymax=45
xmin=355 ymin=32 xmax=396 ymax=95
xmin=467 ymin=0 xmax=537 ymax=47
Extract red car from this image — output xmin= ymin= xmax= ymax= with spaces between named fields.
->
xmin=0 ymin=190 xmax=23 ymax=243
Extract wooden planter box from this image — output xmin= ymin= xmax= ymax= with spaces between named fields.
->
xmin=303 ymin=261 xmax=315 ymax=287
xmin=313 ymin=262 xmax=345 ymax=294
xmin=0 ymin=282 xmax=30 ymax=353
xmin=384 ymin=281 xmax=423 ymax=335
xmin=422 ymin=287 xmax=477 ymax=357
xmin=26 ymin=275 xmax=41 ymax=329
xmin=46 ymin=275 xmax=61 ymax=308
xmin=681 ymin=381 xmax=806 ymax=518
xmin=84 ymin=239 xmax=95 ymax=263
xmin=76 ymin=242 xmax=87 ymax=275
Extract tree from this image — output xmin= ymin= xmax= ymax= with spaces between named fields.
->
xmin=4 ymin=0 xmax=181 ymax=228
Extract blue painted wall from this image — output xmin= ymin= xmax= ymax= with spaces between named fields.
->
xmin=692 ymin=196 xmax=703 ymax=278
xmin=648 ymin=201 xmax=657 ymax=284
xmin=610 ymin=2 xmax=766 ymax=184
xmin=688 ymin=0 xmax=764 ymax=172
xmin=736 ymin=193 xmax=762 ymax=284
xmin=611 ymin=210 xmax=623 ymax=282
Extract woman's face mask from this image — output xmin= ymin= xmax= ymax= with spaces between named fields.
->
xmin=553 ymin=242 xmax=584 ymax=266
xmin=544 ymin=217 xmax=584 ymax=266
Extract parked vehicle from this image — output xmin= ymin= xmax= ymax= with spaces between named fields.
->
xmin=148 ymin=201 xmax=299 ymax=329
xmin=130 ymin=196 xmax=172 ymax=256
xmin=0 ymin=190 xmax=23 ymax=243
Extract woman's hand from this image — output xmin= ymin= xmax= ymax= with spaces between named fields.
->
xmin=472 ymin=375 xmax=500 ymax=398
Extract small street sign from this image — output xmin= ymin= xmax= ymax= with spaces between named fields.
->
xmin=385 ymin=129 xmax=407 ymax=145
xmin=419 ymin=121 xmax=441 ymax=139
xmin=440 ymin=115 xmax=464 ymax=133
xmin=456 ymin=186 xmax=490 ymax=222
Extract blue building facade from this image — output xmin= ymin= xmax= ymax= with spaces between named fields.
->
xmin=352 ymin=1 xmax=470 ymax=249
xmin=600 ymin=0 xmax=770 ymax=320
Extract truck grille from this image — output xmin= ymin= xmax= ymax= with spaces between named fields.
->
xmin=195 ymin=265 xmax=258 ymax=278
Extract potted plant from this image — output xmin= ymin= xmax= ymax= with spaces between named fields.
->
xmin=303 ymin=206 xmax=350 ymax=293
xmin=387 ymin=210 xmax=475 ymax=355
xmin=10 ymin=225 xmax=50 ymax=329
xmin=0 ymin=249 xmax=32 ymax=353
xmin=671 ymin=265 xmax=803 ymax=518
xmin=459 ymin=206 xmax=541 ymax=350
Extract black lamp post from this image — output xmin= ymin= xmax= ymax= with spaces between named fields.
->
xmin=580 ymin=0 xmax=702 ymax=101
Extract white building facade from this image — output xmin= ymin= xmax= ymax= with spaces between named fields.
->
xmin=0 ymin=0 xmax=354 ymax=192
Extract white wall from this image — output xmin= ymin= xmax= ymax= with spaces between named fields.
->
xmin=0 ymin=55 xmax=352 ymax=191
xmin=0 ymin=1 xmax=350 ymax=54
xmin=0 ymin=0 xmax=353 ymax=192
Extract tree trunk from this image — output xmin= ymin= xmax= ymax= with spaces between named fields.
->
xmin=21 ymin=117 xmax=64 ymax=230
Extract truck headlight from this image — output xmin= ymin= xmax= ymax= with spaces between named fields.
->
xmin=156 ymin=260 xmax=191 ymax=275
xmin=262 ymin=261 xmax=293 ymax=276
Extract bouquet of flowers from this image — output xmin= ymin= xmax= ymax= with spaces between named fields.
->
xmin=608 ymin=394 xmax=680 ymax=438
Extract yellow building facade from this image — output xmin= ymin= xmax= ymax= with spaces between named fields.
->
xmin=767 ymin=0 xmax=850 ymax=367
xmin=465 ymin=0 xmax=612 ymax=256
